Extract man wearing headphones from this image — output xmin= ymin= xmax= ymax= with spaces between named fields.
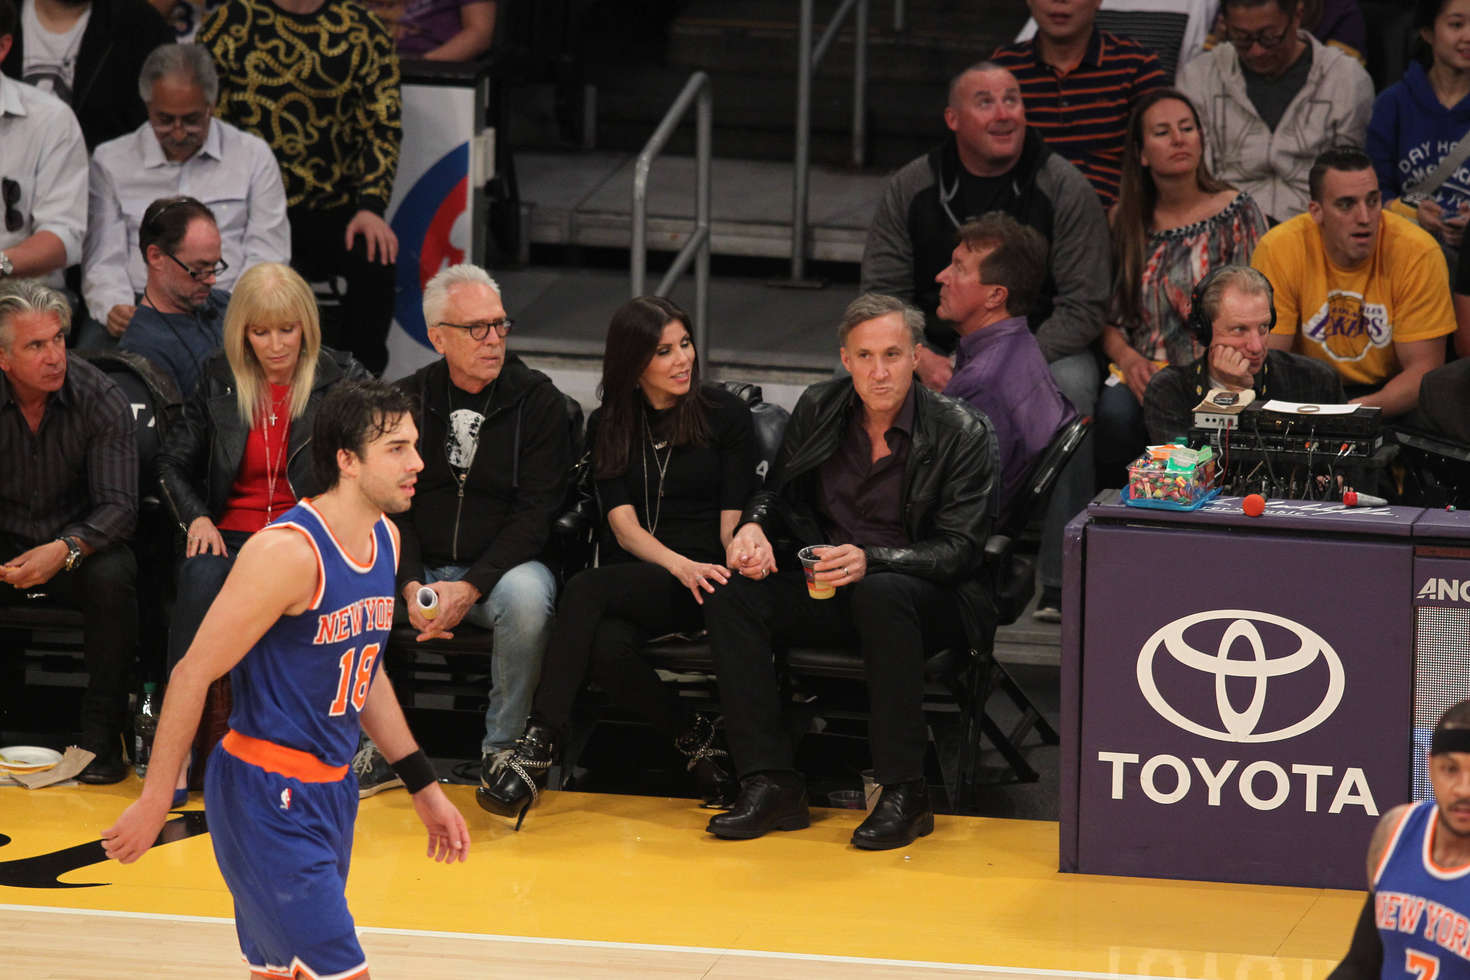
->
xmin=116 ymin=196 xmax=226 ymax=397
xmin=1142 ymin=264 xmax=1344 ymax=443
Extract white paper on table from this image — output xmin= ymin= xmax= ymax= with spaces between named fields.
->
xmin=1260 ymin=400 xmax=1359 ymax=416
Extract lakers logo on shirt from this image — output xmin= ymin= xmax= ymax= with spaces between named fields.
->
xmin=1302 ymin=291 xmax=1391 ymax=363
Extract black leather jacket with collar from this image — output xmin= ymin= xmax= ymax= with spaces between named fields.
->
xmin=744 ymin=377 xmax=999 ymax=646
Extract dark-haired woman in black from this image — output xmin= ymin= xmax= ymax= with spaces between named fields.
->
xmin=478 ymin=296 xmax=755 ymax=825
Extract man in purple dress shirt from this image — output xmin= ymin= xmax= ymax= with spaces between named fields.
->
xmin=938 ymin=212 xmax=1074 ymax=518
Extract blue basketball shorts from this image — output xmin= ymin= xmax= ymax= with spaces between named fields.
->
xmin=204 ymin=735 xmax=365 ymax=979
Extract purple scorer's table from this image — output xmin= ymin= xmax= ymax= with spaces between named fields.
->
xmin=1060 ymin=491 xmax=1426 ymax=889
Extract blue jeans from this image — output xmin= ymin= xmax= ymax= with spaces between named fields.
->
xmin=1040 ymin=352 xmax=1099 ymax=590
xmin=425 ymin=561 xmax=557 ymax=754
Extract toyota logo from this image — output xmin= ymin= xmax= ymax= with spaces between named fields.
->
xmin=1136 ymin=610 xmax=1344 ymax=743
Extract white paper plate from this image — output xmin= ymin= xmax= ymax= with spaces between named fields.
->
xmin=0 ymin=745 xmax=63 ymax=773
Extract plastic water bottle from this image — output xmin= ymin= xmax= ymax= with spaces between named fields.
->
xmin=134 ymin=682 xmax=159 ymax=777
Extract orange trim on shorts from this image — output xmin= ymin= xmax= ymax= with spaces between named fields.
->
xmin=296 ymin=963 xmax=369 ymax=980
xmin=221 ymin=730 xmax=348 ymax=783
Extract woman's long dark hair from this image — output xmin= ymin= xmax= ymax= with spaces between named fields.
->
xmin=594 ymin=296 xmax=711 ymax=479
xmin=1110 ymin=88 xmax=1233 ymax=332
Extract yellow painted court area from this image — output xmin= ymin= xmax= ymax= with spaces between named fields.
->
xmin=0 ymin=779 xmax=1364 ymax=977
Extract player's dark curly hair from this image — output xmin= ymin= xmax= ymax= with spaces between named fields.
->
xmin=311 ymin=381 xmax=417 ymax=492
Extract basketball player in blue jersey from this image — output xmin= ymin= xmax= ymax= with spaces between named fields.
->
xmin=1329 ymin=699 xmax=1470 ymax=979
xmin=103 ymin=380 xmax=469 ymax=980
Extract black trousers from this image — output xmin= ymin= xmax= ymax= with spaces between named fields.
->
xmin=701 ymin=568 xmax=966 ymax=785
xmin=288 ymin=205 xmax=397 ymax=376
xmin=531 ymin=561 xmax=705 ymax=740
xmin=0 ymin=535 xmax=138 ymax=754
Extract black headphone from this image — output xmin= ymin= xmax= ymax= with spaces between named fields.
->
xmin=1186 ymin=265 xmax=1276 ymax=348
xmin=139 ymin=196 xmax=212 ymax=256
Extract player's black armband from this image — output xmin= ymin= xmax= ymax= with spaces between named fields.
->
xmin=1325 ymin=892 xmax=1381 ymax=980
xmin=390 ymin=749 xmax=437 ymax=794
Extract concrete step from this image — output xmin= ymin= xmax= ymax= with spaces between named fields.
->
xmin=518 ymin=150 xmax=887 ymax=263
xmin=667 ymin=7 xmax=1018 ymax=85
xmin=495 ymin=264 xmax=852 ymax=376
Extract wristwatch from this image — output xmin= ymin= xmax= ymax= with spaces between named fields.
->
xmin=0 ymin=251 xmax=12 ymax=277
xmin=60 ymin=536 xmax=83 ymax=572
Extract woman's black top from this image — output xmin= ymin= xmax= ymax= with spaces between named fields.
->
xmin=592 ymin=384 xmax=757 ymax=566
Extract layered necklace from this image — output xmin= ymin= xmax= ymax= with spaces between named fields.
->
xmin=640 ymin=411 xmax=673 ymax=535
xmin=262 ymin=386 xmax=291 ymax=522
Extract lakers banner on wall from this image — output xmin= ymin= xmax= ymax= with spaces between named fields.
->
xmin=382 ymin=63 xmax=493 ymax=382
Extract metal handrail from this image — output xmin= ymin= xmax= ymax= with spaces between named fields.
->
xmin=631 ymin=71 xmax=712 ymax=356
xmin=790 ymin=0 xmax=869 ymax=282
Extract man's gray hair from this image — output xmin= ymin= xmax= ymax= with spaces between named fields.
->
xmin=948 ymin=60 xmax=1011 ymax=106
xmin=0 ymin=278 xmax=71 ymax=351
xmin=1197 ymin=265 xmax=1274 ymax=328
xmin=138 ymin=43 xmax=219 ymax=105
xmin=422 ymin=263 xmax=502 ymax=328
xmin=838 ymin=293 xmax=924 ymax=347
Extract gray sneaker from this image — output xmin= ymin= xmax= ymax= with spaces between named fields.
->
xmin=1032 ymin=586 xmax=1062 ymax=624
xmin=352 ymin=742 xmax=404 ymax=798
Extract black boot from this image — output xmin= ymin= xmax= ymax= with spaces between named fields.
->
xmin=851 ymin=778 xmax=933 ymax=850
xmin=77 ymin=737 xmax=128 ymax=785
xmin=706 ymin=771 xmax=810 ymax=840
xmin=477 ymin=721 xmax=556 ymax=830
xmin=674 ymin=715 xmax=737 ymax=809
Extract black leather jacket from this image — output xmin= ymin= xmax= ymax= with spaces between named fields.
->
xmin=745 ymin=377 xmax=999 ymax=648
xmin=157 ymin=348 xmax=369 ymax=532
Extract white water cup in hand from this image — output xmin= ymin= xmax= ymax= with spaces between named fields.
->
xmin=416 ymin=586 xmax=439 ymax=621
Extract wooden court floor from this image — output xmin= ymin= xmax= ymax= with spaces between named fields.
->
xmin=1 ymin=780 xmax=1363 ymax=978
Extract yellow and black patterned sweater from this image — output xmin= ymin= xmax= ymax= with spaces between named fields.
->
xmin=199 ymin=0 xmax=402 ymax=215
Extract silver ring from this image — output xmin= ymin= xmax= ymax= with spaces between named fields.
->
xmin=762 ymin=568 xmax=770 ymax=577
xmin=843 ymin=566 xmax=850 ymax=575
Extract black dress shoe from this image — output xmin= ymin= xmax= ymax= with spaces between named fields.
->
xmin=476 ymin=722 xmax=555 ymax=830
xmin=77 ymin=752 xmax=128 ymax=786
xmin=706 ymin=771 xmax=810 ymax=840
xmin=851 ymin=779 xmax=934 ymax=850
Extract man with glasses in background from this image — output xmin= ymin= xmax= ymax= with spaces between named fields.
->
xmin=1179 ymin=0 xmax=1372 ymax=225
xmin=113 ymin=197 xmax=226 ymax=396
xmin=82 ymin=43 xmax=287 ymax=349
xmin=0 ymin=0 xmax=86 ymax=291
xmin=352 ymin=263 xmax=571 ymax=797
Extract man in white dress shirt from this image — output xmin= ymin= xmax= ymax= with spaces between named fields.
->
xmin=0 ymin=0 xmax=87 ymax=290
xmin=82 ymin=42 xmax=287 ymax=340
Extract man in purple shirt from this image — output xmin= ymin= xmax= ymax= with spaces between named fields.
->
xmin=939 ymin=212 xmax=1074 ymax=519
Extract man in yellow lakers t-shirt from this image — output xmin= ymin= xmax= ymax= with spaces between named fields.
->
xmin=1252 ymin=146 xmax=1453 ymax=417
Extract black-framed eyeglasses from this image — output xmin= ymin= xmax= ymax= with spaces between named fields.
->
xmin=436 ymin=318 xmax=514 ymax=340
xmin=1225 ymin=26 xmax=1290 ymax=50
xmin=2 ymin=178 xmax=21 ymax=234
xmin=165 ymin=252 xmax=228 ymax=282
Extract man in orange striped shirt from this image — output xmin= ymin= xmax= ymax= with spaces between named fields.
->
xmin=991 ymin=0 xmax=1166 ymax=208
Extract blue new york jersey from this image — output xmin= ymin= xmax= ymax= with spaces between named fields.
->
xmin=1374 ymin=799 xmax=1470 ymax=979
xmin=227 ymin=499 xmax=398 ymax=768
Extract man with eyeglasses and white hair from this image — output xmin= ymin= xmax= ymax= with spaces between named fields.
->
xmin=0 ymin=0 xmax=87 ymax=290
xmin=352 ymin=263 xmax=572 ymax=797
xmin=1178 ymin=0 xmax=1373 ymax=224
xmin=82 ymin=42 xmax=287 ymax=345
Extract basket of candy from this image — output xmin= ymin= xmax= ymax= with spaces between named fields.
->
xmin=1124 ymin=444 xmax=1219 ymax=511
